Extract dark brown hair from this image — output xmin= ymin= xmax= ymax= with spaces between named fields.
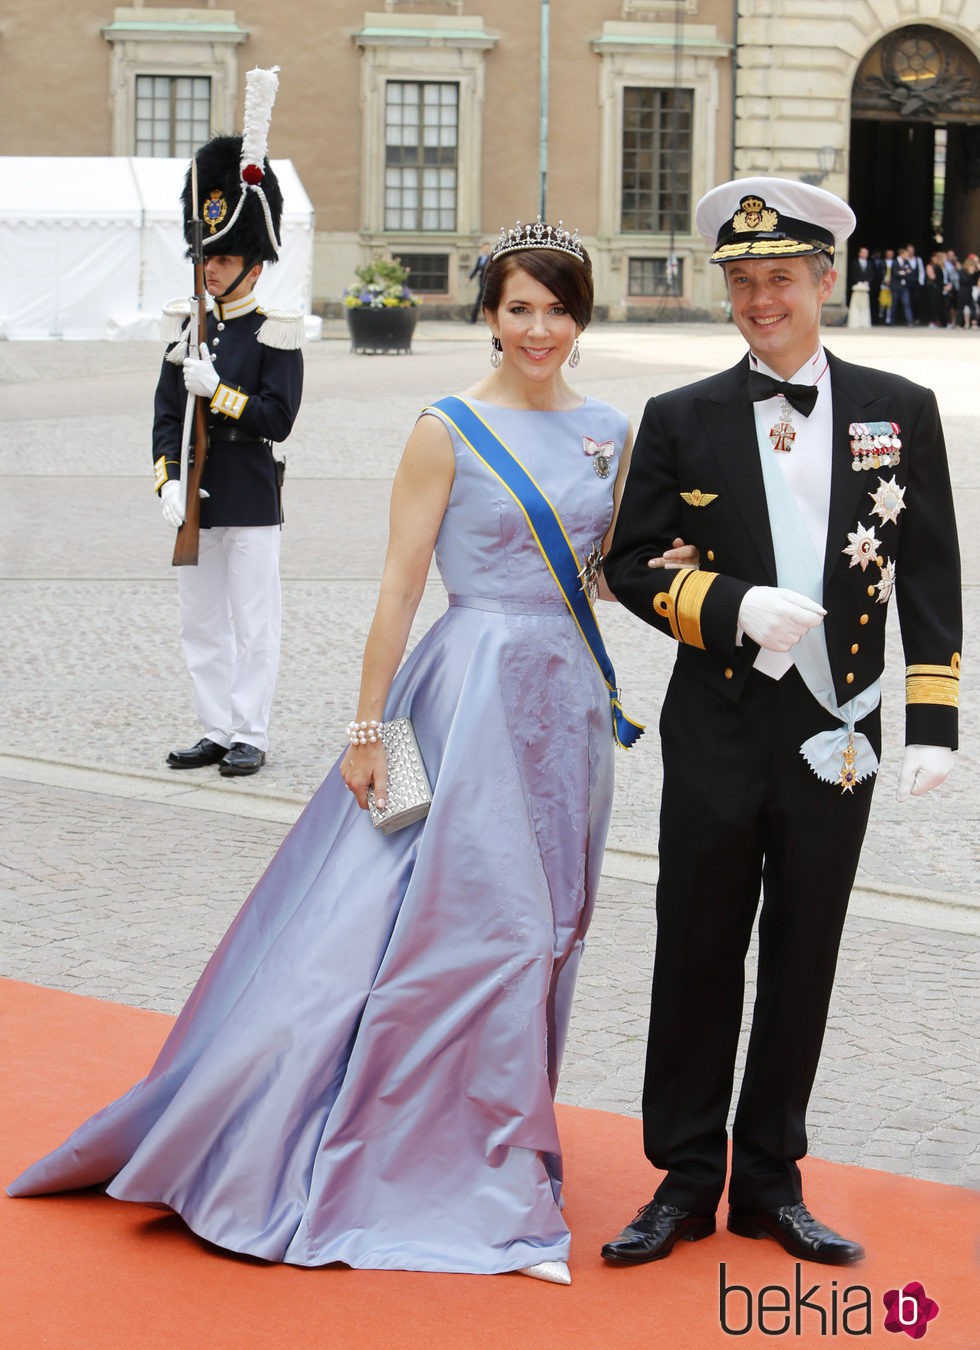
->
xmin=482 ymin=244 xmax=594 ymax=329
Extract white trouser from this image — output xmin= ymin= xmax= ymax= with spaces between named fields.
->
xmin=177 ymin=525 xmax=282 ymax=753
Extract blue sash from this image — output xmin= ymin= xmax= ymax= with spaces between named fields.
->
xmin=431 ymin=396 xmax=643 ymax=748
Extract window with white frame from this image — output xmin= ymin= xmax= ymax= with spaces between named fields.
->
xmin=384 ymin=82 xmax=458 ymax=231
xmin=621 ymin=86 xmax=694 ymax=234
xmin=102 ymin=12 xmax=245 ymax=157
xmin=135 ymin=76 xmax=212 ymax=157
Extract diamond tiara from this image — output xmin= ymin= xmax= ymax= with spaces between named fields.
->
xmin=490 ymin=215 xmax=585 ymax=264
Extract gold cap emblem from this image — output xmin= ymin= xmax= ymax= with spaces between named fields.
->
xmin=732 ymin=195 xmax=779 ymax=234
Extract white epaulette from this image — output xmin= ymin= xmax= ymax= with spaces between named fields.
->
xmin=257 ymin=309 xmax=306 ymax=351
xmin=161 ymin=298 xmax=194 ymax=364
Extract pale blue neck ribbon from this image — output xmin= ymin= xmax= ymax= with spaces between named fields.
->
xmin=756 ymin=439 xmax=880 ymax=785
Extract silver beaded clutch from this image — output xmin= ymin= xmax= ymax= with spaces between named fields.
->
xmin=367 ymin=717 xmax=433 ymax=834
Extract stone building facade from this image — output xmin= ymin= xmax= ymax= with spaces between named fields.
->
xmin=736 ymin=1 xmax=980 ymax=266
xmin=1 ymin=0 xmax=977 ymax=317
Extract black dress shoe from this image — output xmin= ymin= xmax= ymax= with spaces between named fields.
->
xmin=166 ymin=738 xmax=228 ymax=770
xmin=601 ymin=1200 xmax=715 ymax=1265
xmin=219 ymin=742 xmax=266 ymax=776
xmin=728 ymin=1202 xmax=865 ymax=1265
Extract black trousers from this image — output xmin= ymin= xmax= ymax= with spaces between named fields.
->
xmin=645 ymin=665 xmax=879 ymax=1214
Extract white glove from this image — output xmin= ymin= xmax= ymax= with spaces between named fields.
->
xmin=160 ymin=478 xmax=184 ymax=528
xmin=160 ymin=479 xmax=208 ymax=527
xmin=896 ymin=745 xmax=953 ymax=802
xmin=737 ymin=586 xmax=826 ymax=652
xmin=182 ymin=342 xmax=220 ymax=399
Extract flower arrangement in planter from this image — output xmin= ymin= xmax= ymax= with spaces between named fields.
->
xmin=343 ymin=256 xmax=422 ymax=353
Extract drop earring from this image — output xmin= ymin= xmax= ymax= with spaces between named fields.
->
xmin=490 ymin=336 xmax=503 ymax=369
xmin=568 ymin=338 xmax=581 ymax=369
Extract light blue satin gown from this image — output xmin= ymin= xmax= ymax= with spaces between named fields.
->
xmin=8 ymin=398 xmax=629 ymax=1273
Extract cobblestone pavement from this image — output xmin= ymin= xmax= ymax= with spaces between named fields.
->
xmin=1 ymin=323 xmax=977 ymax=1190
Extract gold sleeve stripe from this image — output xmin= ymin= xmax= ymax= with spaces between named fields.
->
xmin=153 ymin=455 xmax=168 ymax=492
xmin=211 ymin=384 xmax=248 ymax=419
xmin=677 ymin=570 xmax=719 ymax=648
xmin=653 ymin=568 xmax=718 ymax=650
xmin=654 ymin=579 xmax=682 ymax=642
xmin=906 ymin=675 xmax=959 ymax=708
xmin=906 ymin=662 xmax=960 ymax=680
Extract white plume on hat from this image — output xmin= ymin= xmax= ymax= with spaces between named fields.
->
xmin=241 ymin=66 xmax=280 ymax=182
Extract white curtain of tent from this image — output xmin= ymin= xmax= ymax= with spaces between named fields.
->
xmin=0 ymin=159 xmax=143 ymax=339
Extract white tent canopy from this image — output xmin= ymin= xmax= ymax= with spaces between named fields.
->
xmin=0 ymin=157 xmax=315 ymax=340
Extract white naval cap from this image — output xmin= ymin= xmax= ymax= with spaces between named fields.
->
xmin=695 ymin=176 xmax=856 ymax=265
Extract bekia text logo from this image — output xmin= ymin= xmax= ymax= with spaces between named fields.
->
xmin=718 ymin=1265 xmax=940 ymax=1338
xmin=883 ymin=1282 xmax=939 ymax=1339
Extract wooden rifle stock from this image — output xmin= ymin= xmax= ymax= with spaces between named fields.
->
xmin=172 ymin=209 xmax=209 ymax=567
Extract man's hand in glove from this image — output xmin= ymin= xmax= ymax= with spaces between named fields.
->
xmin=896 ymin=745 xmax=953 ymax=802
xmin=737 ymin=586 xmax=826 ymax=653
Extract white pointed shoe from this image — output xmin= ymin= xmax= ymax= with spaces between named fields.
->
xmin=519 ymin=1260 xmax=571 ymax=1285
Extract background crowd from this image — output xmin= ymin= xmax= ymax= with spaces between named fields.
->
xmin=847 ymin=241 xmax=980 ymax=328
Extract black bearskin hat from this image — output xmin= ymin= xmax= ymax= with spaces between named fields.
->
xmin=182 ymin=133 xmax=283 ymax=263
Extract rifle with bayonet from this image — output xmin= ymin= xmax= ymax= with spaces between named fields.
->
xmin=172 ymin=157 xmax=210 ymax=568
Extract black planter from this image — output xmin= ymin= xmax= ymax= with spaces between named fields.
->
xmin=346 ymin=306 xmax=418 ymax=354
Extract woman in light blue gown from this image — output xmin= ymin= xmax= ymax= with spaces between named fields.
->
xmin=8 ymin=223 xmax=688 ymax=1282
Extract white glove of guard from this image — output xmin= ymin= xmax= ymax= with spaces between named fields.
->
xmin=182 ymin=342 xmax=220 ymax=399
xmin=160 ymin=479 xmax=209 ymax=527
xmin=896 ymin=745 xmax=953 ymax=802
xmin=160 ymin=478 xmax=184 ymax=528
xmin=738 ymin=586 xmax=826 ymax=652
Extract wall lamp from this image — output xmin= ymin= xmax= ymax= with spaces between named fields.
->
xmin=801 ymin=146 xmax=839 ymax=186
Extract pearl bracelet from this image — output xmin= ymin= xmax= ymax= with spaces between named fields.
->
xmin=347 ymin=719 xmax=382 ymax=746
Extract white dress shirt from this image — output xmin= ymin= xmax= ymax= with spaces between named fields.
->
xmin=748 ymin=347 xmax=833 ymax=678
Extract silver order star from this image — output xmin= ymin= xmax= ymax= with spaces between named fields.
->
xmin=875 ymin=557 xmax=897 ymax=605
xmin=869 ymin=475 xmax=906 ymax=526
xmin=842 ymin=521 xmax=881 ymax=571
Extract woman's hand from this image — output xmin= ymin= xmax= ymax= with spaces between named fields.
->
xmin=648 ymin=537 xmax=701 ymax=570
xmin=341 ymin=742 xmax=389 ymax=812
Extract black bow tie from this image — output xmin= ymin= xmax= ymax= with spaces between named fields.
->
xmin=746 ymin=369 xmax=819 ymax=417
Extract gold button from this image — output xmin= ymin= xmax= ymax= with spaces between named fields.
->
xmin=860 ymin=613 xmax=869 ymax=625
xmin=846 ymin=672 xmax=855 ymax=684
xmin=707 ymin=550 xmax=715 ymax=562
xmin=867 ymin=586 xmax=875 ymax=597
xmin=876 ymin=555 xmax=884 ymax=567
xmin=724 ymin=667 xmax=733 ymax=680
xmin=851 ymin=643 xmax=859 ymax=655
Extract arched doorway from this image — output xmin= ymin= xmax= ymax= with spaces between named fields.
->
xmin=849 ymin=26 xmax=980 ymax=258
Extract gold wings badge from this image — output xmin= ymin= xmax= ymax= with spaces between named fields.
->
xmin=680 ymin=490 xmax=718 ymax=507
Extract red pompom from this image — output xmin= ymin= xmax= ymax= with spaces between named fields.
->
xmin=242 ymin=163 xmax=264 ymax=186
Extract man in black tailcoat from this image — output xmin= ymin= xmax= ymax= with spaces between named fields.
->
xmin=601 ymin=178 xmax=961 ymax=1269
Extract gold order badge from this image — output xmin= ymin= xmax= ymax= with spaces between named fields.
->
xmin=203 ymin=189 xmax=228 ymax=235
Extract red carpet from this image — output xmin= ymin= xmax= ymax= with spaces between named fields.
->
xmin=2 ymin=977 xmax=976 ymax=1347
